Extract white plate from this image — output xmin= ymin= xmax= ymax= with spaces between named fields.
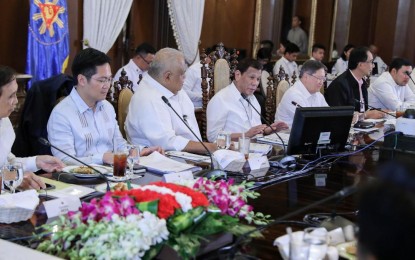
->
xmin=63 ymin=165 xmax=110 ymax=178
xmin=336 ymin=241 xmax=357 ymax=260
xmin=95 ymin=182 xmax=140 ymax=193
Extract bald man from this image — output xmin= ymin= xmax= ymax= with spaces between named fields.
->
xmin=125 ymin=48 xmax=216 ymax=154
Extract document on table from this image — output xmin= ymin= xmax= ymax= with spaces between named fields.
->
xmin=165 ymin=151 xmax=211 ymax=163
xmin=256 ymin=132 xmax=290 ymax=145
xmin=140 ymin=152 xmax=201 ymax=175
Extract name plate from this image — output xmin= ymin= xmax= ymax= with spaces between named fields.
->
xmin=43 ymin=197 xmax=81 ymax=218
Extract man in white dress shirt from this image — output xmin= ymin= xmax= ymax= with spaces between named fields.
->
xmin=310 ymin=43 xmax=325 ymax=62
xmin=369 ymin=44 xmax=387 ymax=76
xmin=113 ymin=43 xmax=156 ymax=92
xmin=368 ymin=58 xmax=415 ymax=110
xmin=207 ymin=58 xmax=288 ymax=142
xmin=273 ymin=42 xmax=300 ymax=79
xmin=0 ymin=66 xmax=64 ymax=190
xmin=182 ymin=56 xmax=211 ymax=108
xmin=48 ymin=48 xmax=161 ymax=165
xmin=125 ymin=48 xmax=217 ymax=153
xmin=276 ymin=60 xmax=329 ymax=127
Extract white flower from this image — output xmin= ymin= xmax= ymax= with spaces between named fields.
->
xmin=81 ymin=212 xmax=168 ymax=259
xmin=138 ymin=185 xmax=193 ymax=212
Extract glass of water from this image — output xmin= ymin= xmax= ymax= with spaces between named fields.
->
xmin=127 ymin=145 xmax=140 ymax=177
xmin=303 ymin=227 xmax=329 ymax=260
xmin=2 ymin=162 xmax=24 ymax=193
xmin=216 ymin=131 xmax=231 ymax=149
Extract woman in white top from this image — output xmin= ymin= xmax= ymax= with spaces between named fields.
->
xmin=332 ymin=44 xmax=355 ymax=75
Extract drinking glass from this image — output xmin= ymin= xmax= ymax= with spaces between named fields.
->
xmin=2 ymin=162 xmax=24 ymax=193
xmin=303 ymin=227 xmax=329 ymax=260
xmin=126 ymin=145 xmax=140 ymax=176
xmin=216 ymin=131 xmax=231 ymax=149
xmin=238 ymin=137 xmax=251 ymax=160
xmin=113 ymin=151 xmax=128 ymax=180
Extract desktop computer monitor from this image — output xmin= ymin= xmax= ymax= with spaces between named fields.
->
xmin=287 ymin=106 xmax=355 ymax=156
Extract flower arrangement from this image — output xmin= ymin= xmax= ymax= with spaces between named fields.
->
xmin=35 ymin=178 xmax=270 ymax=259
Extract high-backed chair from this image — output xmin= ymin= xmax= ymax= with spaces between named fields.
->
xmin=276 ymin=80 xmax=290 ymax=108
xmin=117 ymin=88 xmax=133 ymax=138
xmin=199 ymin=43 xmax=238 ymax=140
xmin=107 ymin=69 xmax=133 ymax=120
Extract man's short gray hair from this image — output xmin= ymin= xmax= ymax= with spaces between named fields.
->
xmin=299 ymin=60 xmax=327 ymax=78
xmin=148 ymin=48 xmax=185 ymax=79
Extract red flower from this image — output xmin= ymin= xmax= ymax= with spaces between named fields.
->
xmin=151 ymin=182 xmax=209 ymax=208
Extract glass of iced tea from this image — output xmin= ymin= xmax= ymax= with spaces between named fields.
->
xmin=113 ymin=151 xmax=128 ymax=180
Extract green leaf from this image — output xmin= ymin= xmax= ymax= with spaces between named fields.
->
xmin=136 ymin=200 xmax=159 ymax=215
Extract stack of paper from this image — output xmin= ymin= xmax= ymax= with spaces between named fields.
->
xmin=140 ymin=152 xmax=201 ymax=175
xmin=165 ymin=151 xmax=211 ymax=163
xmin=257 ymin=132 xmax=290 ymax=145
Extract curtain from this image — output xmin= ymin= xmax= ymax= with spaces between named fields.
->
xmin=167 ymin=0 xmax=205 ymax=65
xmin=83 ymin=0 xmax=133 ymax=53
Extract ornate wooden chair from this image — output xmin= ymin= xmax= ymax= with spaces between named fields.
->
xmin=199 ymin=43 xmax=238 ymax=140
xmin=106 ymin=69 xmax=134 ymax=137
xmin=117 ymin=88 xmax=133 ymax=138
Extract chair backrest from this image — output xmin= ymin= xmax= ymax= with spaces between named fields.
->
xmin=117 ymin=88 xmax=133 ymax=138
xmin=199 ymin=42 xmax=238 ymax=140
xmin=107 ymin=68 xmax=134 ymax=120
xmin=213 ymin=58 xmax=231 ymax=93
xmin=276 ymin=80 xmax=290 ymax=108
xmin=261 ymin=70 xmax=270 ymax=96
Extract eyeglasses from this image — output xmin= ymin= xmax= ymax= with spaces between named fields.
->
xmin=138 ymin=54 xmax=152 ymax=65
xmin=307 ymin=73 xmax=327 ymax=82
xmin=89 ymin=77 xmax=113 ymax=85
xmin=363 ymin=59 xmax=375 ymax=64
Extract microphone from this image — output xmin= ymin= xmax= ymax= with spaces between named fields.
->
xmin=241 ymin=93 xmax=288 ymax=155
xmin=219 ymin=185 xmax=358 ymax=258
xmin=161 ymin=96 xmax=226 ymax=178
xmin=38 ymin=138 xmax=110 ymax=192
xmin=353 ymin=99 xmax=396 ymax=118
xmin=404 ymin=71 xmax=415 ymax=85
xmin=291 ymin=101 xmax=302 ymax=108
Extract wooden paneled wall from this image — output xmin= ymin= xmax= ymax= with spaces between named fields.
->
xmin=200 ymin=0 xmax=256 ymax=57
xmin=1 ymin=0 xmax=415 ymax=76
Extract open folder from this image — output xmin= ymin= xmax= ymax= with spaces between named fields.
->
xmin=139 ymin=152 xmax=201 ymax=175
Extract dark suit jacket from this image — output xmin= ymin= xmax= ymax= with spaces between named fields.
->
xmin=12 ymin=74 xmax=74 ymax=157
xmin=324 ymin=70 xmax=368 ymax=111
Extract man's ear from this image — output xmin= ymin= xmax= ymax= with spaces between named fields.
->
xmin=77 ymin=74 xmax=87 ymax=86
xmin=234 ymin=70 xmax=242 ymax=81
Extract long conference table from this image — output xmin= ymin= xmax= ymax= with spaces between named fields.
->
xmin=0 ymin=145 xmax=382 ymax=259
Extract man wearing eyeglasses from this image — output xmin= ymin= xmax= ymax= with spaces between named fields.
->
xmin=114 ymin=43 xmax=156 ymax=92
xmin=47 ymin=48 xmax=162 ymax=165
xmin=324 ymin=47 xmax=384 ymax=119
xmin=276 ymin=60 xmax=329 ymax=127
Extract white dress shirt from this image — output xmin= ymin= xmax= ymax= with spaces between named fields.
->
xmin=368 ymin=72 xmax=415 ymax=110
xmin=372 ymin=56 xmax=387 ymax=76
xmin=273 ymin=56 xmax=299 ymax=79
xmin=47 ymin=88 xmax=127 ymax=165
xmin=182 ymin=62 xmax=203 ymax=107
xmin=114 ymin=59 xmax=146 ymax=92
xmin=0 ymin=117 xmax=38 ymax=171
xmin=125 ymin=74 xmax=201 ymax=151
xmin=276 ymin=80 xmax=329 ymax=127
xmin=332 ymin=58 xmax=348 ymax=75
xmin=206 ymin=83 xmax=262 ymax=142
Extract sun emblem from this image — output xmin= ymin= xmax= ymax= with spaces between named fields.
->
xmin=32 ymin=0 xmax=65 ymax=37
